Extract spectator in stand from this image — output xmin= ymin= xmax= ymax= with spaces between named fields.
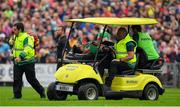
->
xmin=176 ymin=46 xmax=180 ymax=63
xmin=0 ymin=33 xmax=11 ymax=63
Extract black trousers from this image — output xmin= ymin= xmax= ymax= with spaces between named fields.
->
xmin=105 ymin=61 xmax=131 ymax=87
xmin=98 ymin=54 xmax=113 ymax=77
xmin=13 ymin=63 xmax=44 ymax=98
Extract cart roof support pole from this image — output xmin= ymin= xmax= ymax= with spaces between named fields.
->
xmin=93 ymin=25 xmax=107 ymax=71
xmin=61 ymin=22 xmax=75 ymax=65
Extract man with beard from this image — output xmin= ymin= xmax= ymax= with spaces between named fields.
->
xmin=55 ymin=26 xmax=70 ymax=70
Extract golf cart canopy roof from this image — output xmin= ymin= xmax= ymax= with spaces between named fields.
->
xmin=65 ymin=17 xmax=158 ymax=25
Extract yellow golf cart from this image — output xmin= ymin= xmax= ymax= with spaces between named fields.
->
xmin=47 ymin=17 xmax=165 ymax=101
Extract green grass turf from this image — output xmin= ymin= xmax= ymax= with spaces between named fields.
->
xmin=0 ymin=87 xmax=180 ymax=106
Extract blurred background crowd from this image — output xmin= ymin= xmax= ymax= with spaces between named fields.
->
xmin=0 ymin=0 xmax=180 ymax=64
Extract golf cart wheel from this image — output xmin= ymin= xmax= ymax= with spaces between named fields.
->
xmin=47 ymin=82 xmax=68 ymax=100
xmin=142 ymin=84 xmax=159 ymax=100
xmin=78 ymin=83 xmax=99 ymax=100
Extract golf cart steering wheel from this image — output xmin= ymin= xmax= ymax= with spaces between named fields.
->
xmin=104 ymin=46 xmax=116 ymax=55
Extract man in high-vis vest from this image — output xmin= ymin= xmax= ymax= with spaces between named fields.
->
xmin=131 ymin=25 xmax=160 ymax=69
xmin=11 ymin=22 xmax=45 ymax=99
xmin=105 ymin=27 xmax=137 ymax=88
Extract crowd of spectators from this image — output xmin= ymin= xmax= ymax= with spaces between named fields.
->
xmin=0 ymin=0 xmax=180 ymax=64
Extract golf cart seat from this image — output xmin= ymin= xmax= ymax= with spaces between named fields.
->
xmin=120 ymin=48 xmax=164 ymax=75
xmin=136 ymin=48 xmax=164 ymax=74
xmin=136 ymin=69 xmax=162 ymax=73
xmin=137 ymin=48 xmax=164 ymax=69
xmin=66 ymin=53 xmax=93 ymax=60
xmin=65 ymin=52 xmax=107 ymax=63
xmin=136 ymin=60 xmax=163 ymax=74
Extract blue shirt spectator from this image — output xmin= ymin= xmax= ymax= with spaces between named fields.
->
xmin=0 ymin=42 xmax=10 ymax=53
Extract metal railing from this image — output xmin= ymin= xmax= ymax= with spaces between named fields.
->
xmin=161 ymin=63 xmax=180 ymax=88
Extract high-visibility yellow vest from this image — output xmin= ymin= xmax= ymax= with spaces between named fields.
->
xmin=114 ymin=34 xmax=137 ymax=63
xmin=13 ymin=32 xmax=35 ymax=65
xmin=137 ymin=32 xmax=159 ymax=60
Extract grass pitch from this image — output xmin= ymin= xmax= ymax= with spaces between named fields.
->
xmin=0 ymin=87 xmax=180 ymax=106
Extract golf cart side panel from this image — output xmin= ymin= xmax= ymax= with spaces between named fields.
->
xmin=54 ymin=64 xmax=103 ymax=84
xmin=111 ymin=73 xmax=163 ymax=91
